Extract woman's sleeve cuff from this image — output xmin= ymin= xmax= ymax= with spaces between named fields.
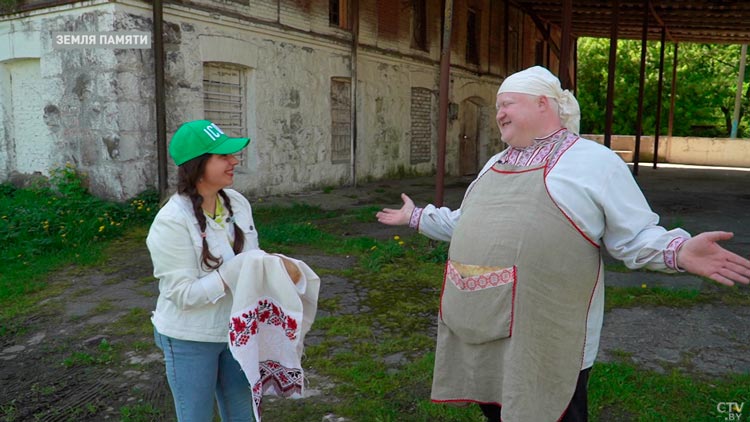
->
xmin=200 ymin=270 xmax=227 ymax=303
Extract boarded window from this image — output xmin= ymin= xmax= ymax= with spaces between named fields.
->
xmin=378 ymin=0 xmax=400 ymax=38
xmin=410 ymin=87 xmax=432 ymax=164
xmin=203 ymin=63 xmax=247 ymax=165
xmin=330 ymin=0 xmax=351 ymax=30
xmin=466 ymin=8 xmax=480 ymax=65
xmin=330 ymin=78 xmax=351 ymax=163
xmin=412 ymin=0 xmax=427 ymax=50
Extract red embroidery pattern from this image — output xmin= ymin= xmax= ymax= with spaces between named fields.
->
xmin=446 ymin=261 xmax=516 ymax=291
xmin=257 ymin=360 xmax=303 ymax=396
xmin=664 ymin=236 xmax=687 ymax=271
xmin=545 ymin=132 xmax=579 ymax=174
xmin=229 ymin=299 xmax=299 ymax=347
xmin=499 ymin=129 xmax=578 ymax=172
xmin=250 ymin=361 xmax=303 ymax=417
xmin=409 ymin=207 xmax=424 ymax=229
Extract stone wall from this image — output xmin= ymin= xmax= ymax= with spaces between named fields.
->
xmin=0 ymin=0 xmax=548 ymax=200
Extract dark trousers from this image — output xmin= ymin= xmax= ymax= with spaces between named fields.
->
xmin=479 ymin=367 xmax=591 ymax=422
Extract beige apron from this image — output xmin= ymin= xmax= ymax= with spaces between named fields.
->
xmin=431 ymin=149 xmax=600 ymax=422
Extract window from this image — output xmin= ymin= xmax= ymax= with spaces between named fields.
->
xmin=466 ymin=8 xmax=480 ymax=65
xmin=203 ymin=63 xmax=247 ymax=165
xmin=330 ymin=78 xmax=351 ymax=163
xmin=412 ymin=0 xmax=427 ymax=50
xmin=330 ymin=0 xmax=351 ymax=30
xmin=410 ymin=87 xmax=432 ymax=164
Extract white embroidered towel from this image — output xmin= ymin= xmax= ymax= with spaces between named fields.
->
xmin=221 ymin=250 xmax=320 ymax=422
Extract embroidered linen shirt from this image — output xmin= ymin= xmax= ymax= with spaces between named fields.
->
xmin=411 ymin=129 xmax=690 ymax=368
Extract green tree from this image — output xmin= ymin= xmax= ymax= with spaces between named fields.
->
xmin=577 ymin=38 xmax=749 ymax=138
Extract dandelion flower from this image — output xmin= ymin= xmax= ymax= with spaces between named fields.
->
xmin=99 ymin=226 xmax=105 ymax=232
xmin=398 ymin=241 xmax=405 ymax=246
xmin=641 ymin=283 xmax=647 ymax=289
xmin=393 ymin=235 xmax=401 ymax=240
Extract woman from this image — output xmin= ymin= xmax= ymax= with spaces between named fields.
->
xmin=147 ymin=119 xmax=258 ymax=422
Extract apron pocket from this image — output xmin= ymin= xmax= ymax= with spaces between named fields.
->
xmin=440 ymin=260 xmax=516 ymax=344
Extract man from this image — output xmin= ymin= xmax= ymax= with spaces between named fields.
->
xmin=376 ymin=66 xmax=750 ymax=422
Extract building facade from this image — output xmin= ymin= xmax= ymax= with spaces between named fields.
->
xmin=0 ymin=0 xmax=565 ymax=199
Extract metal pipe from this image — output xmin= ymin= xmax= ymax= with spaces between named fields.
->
xmin=604 ymin=0 xmax=619 ymax=148
xmin=633 ymin=0 xmax=649 ymax=176
xmin=559 ymin=0 xmax=573 ymax=89
xmin=153 ymin=0 xmax=167 ymax=199
xmin=653 ymin=26 xmax=666 ymax=169
xmin=731 ymin=44 xmax=747 ymax=138
xmin=504 ymin=0 xmax=509 ymax=74
xmin=350 ymin=0 xmax=359 ymax=186
xmin=667 ymin=43 xmax=678 ymax=139
xmin=435 ymin=0 xmax=453 ymax=207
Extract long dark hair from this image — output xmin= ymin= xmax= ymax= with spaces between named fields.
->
xmin=176 ymin=154 xmax=246 ymax=271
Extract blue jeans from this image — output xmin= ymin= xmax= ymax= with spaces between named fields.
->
xmin=154 ymin=329 xmax=255 ymax=422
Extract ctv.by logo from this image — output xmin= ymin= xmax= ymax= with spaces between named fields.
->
xmin=717 ymin=402 xmax=745 ymax=421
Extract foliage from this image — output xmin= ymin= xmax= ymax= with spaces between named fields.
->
xmin=577 ymin=38 xmax=749 ymax=137
xmin=0 ymin=164 xmax=159 ymax=311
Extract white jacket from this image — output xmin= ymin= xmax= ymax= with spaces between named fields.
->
xmin=147 ymin=189 xmax=260 ymax=342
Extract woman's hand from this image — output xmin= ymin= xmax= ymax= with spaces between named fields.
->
xmin=280 ymin=256 xmax=302 ymax=284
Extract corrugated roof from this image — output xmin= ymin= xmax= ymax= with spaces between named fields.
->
xmin=514 ymin=0 xmax=750 ymax=44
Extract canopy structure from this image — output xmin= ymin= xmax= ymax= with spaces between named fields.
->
xmin=506 ymin=0 xmax=749 ymax=175
xmin=513 ymin=0 xmax=750 ymax=44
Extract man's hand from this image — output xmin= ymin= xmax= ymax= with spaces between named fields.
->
xmin=677 ymin=231 xmax=750 ymax=286
xmin=376 ymin=193 xmax=415 ymax=226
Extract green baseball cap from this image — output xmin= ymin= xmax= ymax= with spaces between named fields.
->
xmin=169 ymin=120 xmax=250 ymax=166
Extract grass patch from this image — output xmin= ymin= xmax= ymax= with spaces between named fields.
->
xmin=62 ymin=339 xmax=115 ymax=367
xmin=111 ymin=307 xmax=153 ymax=337
xmin=0 ymin=165 xmax=158 ymax=326
xmin=120 ymin=403 xmax=164 ymax=422
xmin=605 ymin=286 xmax=706 ymax=311
xmin=589 ymin=361 xmax=750 ymax=421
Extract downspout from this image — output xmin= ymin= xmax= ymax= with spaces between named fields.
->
xmin=350 ymin=0 xmax=359 ymax=186
xmin=435 ymin=0 xmax=453 ymax=207
xmin=153 ymin=0 xmax=167 ymax=199
xmin=731 ymin=44 xmax=747 ymax=139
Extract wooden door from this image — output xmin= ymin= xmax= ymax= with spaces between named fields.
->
xmin=459 ymin=101 xmax=480 ymax=175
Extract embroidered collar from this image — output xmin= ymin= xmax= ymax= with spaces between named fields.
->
xmin=499 ymin=128 xmax=574 ymax=167
xmin=512 ymin=128 xmax=567 ymax=153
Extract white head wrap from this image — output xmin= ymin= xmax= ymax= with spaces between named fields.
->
xmin=497 ymin=66 xmax=580 ymax=135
